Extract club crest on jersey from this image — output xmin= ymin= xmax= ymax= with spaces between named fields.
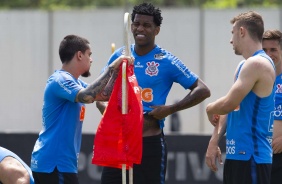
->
xmin=145 ymin=61 xmax=159 ymax=76
xmin=276 ymin=84 xmax=282 ymax=93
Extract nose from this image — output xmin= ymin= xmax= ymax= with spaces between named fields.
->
xmin=136 ymin=25 xmax=144 ymax=31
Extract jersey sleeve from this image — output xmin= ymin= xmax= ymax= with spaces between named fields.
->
xmin=48 ymin=73 xmax=84 ymax=103
xmin=167 ymin=52 xmax=198 ymax=89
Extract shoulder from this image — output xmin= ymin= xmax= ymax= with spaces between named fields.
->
xmin=50 ymin=70 xmax=77 ymax=84
xmin=153 ymin=46 xmax=183 ymax=65
xmin=246 ymin=55 xmax=274 ymax=71
xmin=239 ymin=57 xmax=274 ymax=80
xmin=235 ymin=60 xmax=246 ymax=72
xmin=77 ymin=78 xmax=87 ymax=88
xmin=0 ymin=157 xmax=30 ymax=184
xmin=108 ymin=47 xmax=123 ymax=64
xmin=154 ymin=45 xmax=173 ymax=58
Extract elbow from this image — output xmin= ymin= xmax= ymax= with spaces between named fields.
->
xmin=196 ymin=79 xmax=211 ymax=100
xmin=201 ymin=87 xmax=211 ymax=100
xmin=204 ymin=88 xmax=211 ymax=99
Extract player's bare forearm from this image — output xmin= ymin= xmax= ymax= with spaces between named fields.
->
xmin=272 ymin=120 xmax=282 ymax=153
xmin=76 ymin=66 xmax=118 ymax=103
xmin=96 ymin=101 xmax=108 ymax=114
xmin=169 ymin=79 xmax=210 ymax=114
xmin=102 ymin=70 xmax=119 ymax=97
xmin=211 ymin=115 xmax=227 ymax=144
xmin=205 ymin=115 xmax=226 ymax=171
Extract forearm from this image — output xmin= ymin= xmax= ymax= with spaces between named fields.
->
xmin=206 ymin=96 xmax=237 ymax=116
xmin=169 ymin=80 xmax=210 ymax=114
xmin=76 ymin=65 xmax=119 ymax=103
xmin=210 ymin=115 xmax=227 ymax=144
xmin=272 ymin=120 xmax=282 ymax=153
xmin=273 ymin=120 xmax=282 ymax=139
xmin=96 ymin=101 xmax=108 ymax=114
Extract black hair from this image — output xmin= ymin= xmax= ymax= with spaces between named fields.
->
xmin=131 ymin=2 xmax=163 ymax=26
xmin=59 ymin=35 xmax=90 ymax=64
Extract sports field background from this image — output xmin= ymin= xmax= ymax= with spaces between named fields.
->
xmin=0 ymin=7 xmax=281 ymax=135
xmin=0 ymin=7 xmax=281 ymax=184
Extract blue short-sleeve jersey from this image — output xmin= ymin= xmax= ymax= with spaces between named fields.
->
xmin=31 ymin=70 xmax=88 ymax=173
xmin=274 ymin=73 xmax=282 ymax=120
xmin=103 ymin=45 xmax=198 ymax=128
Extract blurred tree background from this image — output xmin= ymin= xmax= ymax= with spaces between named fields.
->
xmin=0 ymin=0 xmax=280 ymax=9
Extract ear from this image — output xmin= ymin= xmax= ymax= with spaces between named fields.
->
xmin=239 ymin=26 xmax=246 ymax=37
xmin=154 ymin=26 xmax=160 ymax=36
xmin=77 ymin=51 xmax=83 ymax=61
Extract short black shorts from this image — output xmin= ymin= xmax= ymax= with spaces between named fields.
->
xmin=32 ymin=167 xmax=79 ymax=184
xmin=101 ymin=133 xmax=167 ymax=184
xmin=223 ymin=157 xmax=271 ymax=184
xmin=271 ymin=153 xmax=282 ymax=184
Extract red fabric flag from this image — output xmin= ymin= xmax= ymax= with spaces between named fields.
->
xmin=92 ymin=62 xmax=143 ymax=169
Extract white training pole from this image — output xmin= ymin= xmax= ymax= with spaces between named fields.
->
xmin=122 ymin=12 xmax=131 ymax=184
xmin=122 ymin=12 xmax=130 ymax=115
xmin=129 ymin=166 xmax=133 ymax=184
xmin=121 ymin=53 xmax=127 ymax=184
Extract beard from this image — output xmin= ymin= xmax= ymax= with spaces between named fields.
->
xmin=234 ymin=49 xmax=241 ymax=55
xmin=233 ymin=46 xmax=241 ymax=55
xmin=81 ymin=71 xmax=91 ymax=77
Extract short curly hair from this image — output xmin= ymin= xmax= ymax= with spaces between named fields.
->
xmin=131 ymin=2 xmax=163 ymax=27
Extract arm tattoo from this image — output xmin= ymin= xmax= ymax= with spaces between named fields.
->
xmin=102 ymin=70 xmax=119 ymax=97
xmin=77 ymin=66 xmax=118 ymax=103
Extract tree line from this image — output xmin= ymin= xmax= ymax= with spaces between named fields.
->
xmin=0 ymin=0 xmax=280 ymax=10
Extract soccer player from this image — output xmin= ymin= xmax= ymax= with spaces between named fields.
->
xmin=205 ymin=11 xmax=275 ymax=184
xmin=262 ymin=29 xmax=282 ymax=184
xmin=96 ymin=2 xmax=210 ymax=184
xmin=30 ymin=35 xmax=133 ymax=184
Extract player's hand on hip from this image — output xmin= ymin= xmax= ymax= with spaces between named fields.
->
xmin=148 ymin=105 xmax=170 ymax=120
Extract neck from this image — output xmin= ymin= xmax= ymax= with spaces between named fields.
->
xmin=242 ymin=41 xmax=262 ymax=59
xmin=61 ymin=64 xmax=79 ymax=79
xmin=134 ymin=44 xmax=156 ymax=56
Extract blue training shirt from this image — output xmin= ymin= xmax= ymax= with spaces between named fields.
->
xmin=0 ymin=146 xmax=34 ymax=184
xmin=226 ymin=50 xmax=275 ymax=164
xmin=103 ymin=44 xmax=198 ymax=128
xmin=274 ymin=73 xmax=282 ymax=120
xmin=31 ymin=70 xmax=87 ymax=173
